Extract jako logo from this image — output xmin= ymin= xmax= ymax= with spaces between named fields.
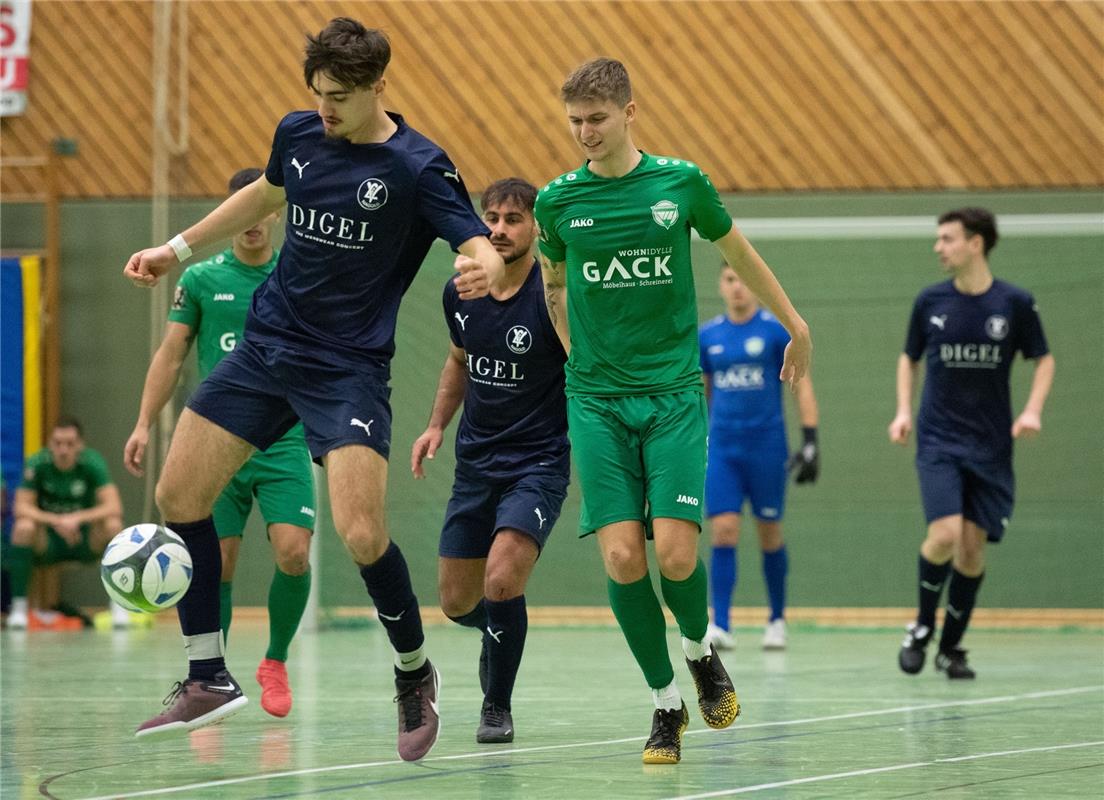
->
xmin=676 ymin=494 xmax=700 ymax=506
xmin=213 ymin=293 xmax=235 ymax=302
xmin=570 ymin=218 xmax=594 ymax=228
xmin=300 ymin=506 xmax=316 ymax=518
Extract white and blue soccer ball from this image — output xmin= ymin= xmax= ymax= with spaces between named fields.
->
xmin=100 ymin=524 xmax=193 ymax=613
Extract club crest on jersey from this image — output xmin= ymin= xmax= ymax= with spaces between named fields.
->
xmin=985 ymin=315 xmax=1009 ymax=341
xmin=507 ymin=325 xmax=532 ymax=354
xmin=744 ymin=336 xmax=765 ymax=357
xmin=171 ymin=285 xmax=185 ymax=310
xmin=357 ymin=179 xmax=388 ymax=211
xmin=651 ymin=200 xmax=679 ymax=230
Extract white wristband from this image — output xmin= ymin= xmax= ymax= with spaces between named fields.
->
xmin=168 ymin=234 xmax=192 ymax=262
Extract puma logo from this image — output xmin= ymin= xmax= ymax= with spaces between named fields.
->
xmin=350 ymin=418 xmax=374 ymax=436
xmin=534 ymin=507 xmax=546 ymax=530
xmin=930 ymin=314 xmax=947 ymax=330
xmin=454 ymin=312 xmax=469 ymax=331
xmin=291 ymin=157 xmax=310 ymax=179
xmin=444 ymin=169 xmax=460 ymax=182
xmin=486 ymin=626 xmax=503 ymax=643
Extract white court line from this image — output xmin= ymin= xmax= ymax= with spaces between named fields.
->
xmin=70 ymin=685 xmax=1103 ymax=800
xmin=662 ymin=740 xmax=1104 ymax=799
xmin=718 ymin=212 xmax=1103 ymax=240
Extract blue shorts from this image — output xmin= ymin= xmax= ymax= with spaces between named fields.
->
xmin=916 ymin=451 xmax=1014 ymax=542
xmin=188 ymin=338 xmax=393 ymax=462
xmin=439 ymin=468 xmax=569 ymax=558
xmin=704 ymin=433 xmax=788 ymax=521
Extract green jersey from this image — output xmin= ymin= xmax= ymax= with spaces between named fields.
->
xmin=535 ymin=153 xmax=732 ymax=396
xmin=168 ymin=247 xmax=306 ymax=454
xmin=20 ymin=447 xmax=112 ymax=513
xmin=169 ymin=248 xmax=278 ymax=378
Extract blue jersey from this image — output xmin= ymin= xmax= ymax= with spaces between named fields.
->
xmin=443 ymin=260 xmax=569 ymax=480
xmin=699 ymin=310 xmax=790 ymax=437
xmin=905 ymin=279 xmax=1049 ymax=461
xmin=249 ymin=111 xmax=489 ymax=366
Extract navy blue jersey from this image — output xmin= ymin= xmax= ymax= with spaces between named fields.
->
xmin=443 ymin=260 xmax=569 ymax=480
xmin=699 ymin=310 xmax=789 ymax=436
xmin=248 ymin=111 xmax=489 ymax=366
xmin=905 ymin=279 xmax=1049 ymax=461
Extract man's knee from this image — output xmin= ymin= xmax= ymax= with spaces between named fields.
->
xmin=710 ymin=514 xmax=741 ymax=546
xmin=656 ymin=547 xmax=698 ymax=581
xmin=154 ymin=477 xmax=208 ymax=522
xmin=602 ymin=542 xmax=647 ymax=583
xmin=11 ymin=517 xmax=39 ymax=547
xmin=338 ymin=519 xmax=390 ymax=565
xmin=922 ymin=516 xmax=960 ymax=556
xmin=273 ymin=532 xmax=311 ymax=575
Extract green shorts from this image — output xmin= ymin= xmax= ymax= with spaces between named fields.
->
xmin=38 ymin=525 xmax=96 ymax=565
xmin=213 ymin=430 xmax=316 ymax=538
xmin=568 ymin=390 xmax=708 ymax=536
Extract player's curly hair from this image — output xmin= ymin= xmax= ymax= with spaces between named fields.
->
xmin=481 ymin=178 xmax=537 ymax=214
xmin=560 ymin=58 xmax=632 ymax=106
xmin=303 ymin=18 xmax=391 ymax=90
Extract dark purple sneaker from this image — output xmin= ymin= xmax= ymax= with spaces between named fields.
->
xmin=394 ymin=664 xmax=441 ymax=761
xmin=135 ymin=670 xmax=248 ymax=738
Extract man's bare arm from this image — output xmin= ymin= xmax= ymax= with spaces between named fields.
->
xmin=540 ymin=255 xmax=570 ymax=354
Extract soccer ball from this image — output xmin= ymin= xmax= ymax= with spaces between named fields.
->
xmin=100 ymin=524 xmax=193 ymax=613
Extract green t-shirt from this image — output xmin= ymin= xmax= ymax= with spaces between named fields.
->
xmin=535 ymin=153 xmax=732 ymax=396
xmin=167 ymin=247 xmax=306 ymax=455
xmin=20 ymin=447 xmax=112 ymax=513
xmin=168 ymin=248 xmax=278 ymax=379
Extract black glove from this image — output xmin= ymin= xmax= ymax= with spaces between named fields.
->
xmin=787 ymin=427 xmax=819 ymax=484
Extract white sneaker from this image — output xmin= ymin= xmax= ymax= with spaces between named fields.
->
xmin=706 ymin=622 xmax=735 ymax=651
xmin=762 ymin=619 xmax=787 ymax=650
xmin=7 ymin=600 xmax=28 ymax=630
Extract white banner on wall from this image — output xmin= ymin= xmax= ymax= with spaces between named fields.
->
xmin=0 ymin=0 xmax=32 ymax=117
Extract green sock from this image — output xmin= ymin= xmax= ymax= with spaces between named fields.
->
xmin=266 ymin=567 xmax=311 ymax=662
xmin=660 ymin=559 xmax=709 ymax=642
xmin=220 ymin=581 xmax=233 ymax=643
xmin=607 ymin=574 xmax=674 ymax=689
xmin=7 ymin=545 xmax=33 ymax=598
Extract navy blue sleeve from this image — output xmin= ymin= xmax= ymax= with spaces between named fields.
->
xmin=415 ymin=152 xmax=490 ymax=251
xmin=903 ymin=294 xmax=927 ymax=361
xmin=442 ymin=278 xmax=463 ymax=348
xmin=264 ymin=116 xmax=290 ymax=187
xmin=1015 ymin=291 xmax=1050 ymax=359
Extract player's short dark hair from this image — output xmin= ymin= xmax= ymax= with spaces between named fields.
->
xmin=561 ymin=57 xmax=632 ymax=106
xmin=481 ymin=178 xmax=537 ymax=214
xmin=228 ymin=168 xmax=262 ymax=194
xmin=52 ymin=414 xmax=83 ymax=437
xmin=939 ymin=207 xmax=999 ymax=255
xmin=303 ymin=18 xmax=391 ymax=90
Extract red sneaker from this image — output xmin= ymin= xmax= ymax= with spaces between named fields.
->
xmin=256 ymin=658 xmax=293 ymax=718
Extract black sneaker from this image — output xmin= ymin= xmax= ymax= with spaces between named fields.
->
xmin=135 ymin=670 xmax=248 ymax=737
xmin=476 ymin=700 xmax=514 ymax=743
xmin=642 ymin=702 xmax=689 ymax=764
xmin=686 ymin=644 xmax=740 ymax=729
xmin=394 ymin=664 xmax=441 ymax=761
xmin=478 ymin=636 xmax=489 ymax=695
xmin=898 ymin=622 xmax=932 ymax=675
xmin=935 ymin=647 xmax=976 ymax=679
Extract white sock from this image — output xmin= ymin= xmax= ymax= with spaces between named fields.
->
xmin=395 ymin=647 xmax=426 ymax=672
xmin=10 ymin=597 xmax=28 ymax=616
xmin=682 ymin=636 xmax=709 ymax=662
xmin=110 ymin=601 xmax=131 ymax=622
xmin=652 ymin=680 xmax=682 ymax=711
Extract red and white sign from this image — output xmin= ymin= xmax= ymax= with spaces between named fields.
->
xmin=0 ymin=0 xmax=31 ymax=117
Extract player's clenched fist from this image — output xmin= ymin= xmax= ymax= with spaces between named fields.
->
xmin=124 ymin=244 xmax=176 ymax=288
xmin=453 ymin=255 xmax=490 ymax=299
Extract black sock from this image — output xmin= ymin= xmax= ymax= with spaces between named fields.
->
xmin=939 ymin=569 xmax=984 ymax=652
xmin=917 ymin=555 xmax=951 ymax=631
xmin=359 ymin=542 xmax=424 ymax=655
xmin=484 ymin=595 xmax=527 ymax=710
xmin=447 ymin=599 xmax=487 ymax=630
xmin=168 ymin=518 xmax=226 ymax=680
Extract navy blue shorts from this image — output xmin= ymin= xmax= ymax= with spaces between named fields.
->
xmin=704 ymin=433 xmax=788 ymax=521
xmin=916 ymin=451 xmax=1014 ymax=542
xmin=188 ymin=338 xmax=393 ymax=462
xmin=439 ymin=468 xmax=569 ymax=558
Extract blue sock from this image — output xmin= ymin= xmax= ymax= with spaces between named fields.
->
xmin=167 ymin=517 xmax=225 ymax=681
xmin=762 ymin=545 xmax=788 ymax=622
xmin=710 ymin=546 xmax=737 ymax=631
xmin=359 ymin=542 xmax=425 ymax=657
xmin=484 ymin=595 xmax=528 ymax=710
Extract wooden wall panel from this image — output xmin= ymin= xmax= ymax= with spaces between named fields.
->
xmin=1 ymin=0 xmax=1100 ymax=198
